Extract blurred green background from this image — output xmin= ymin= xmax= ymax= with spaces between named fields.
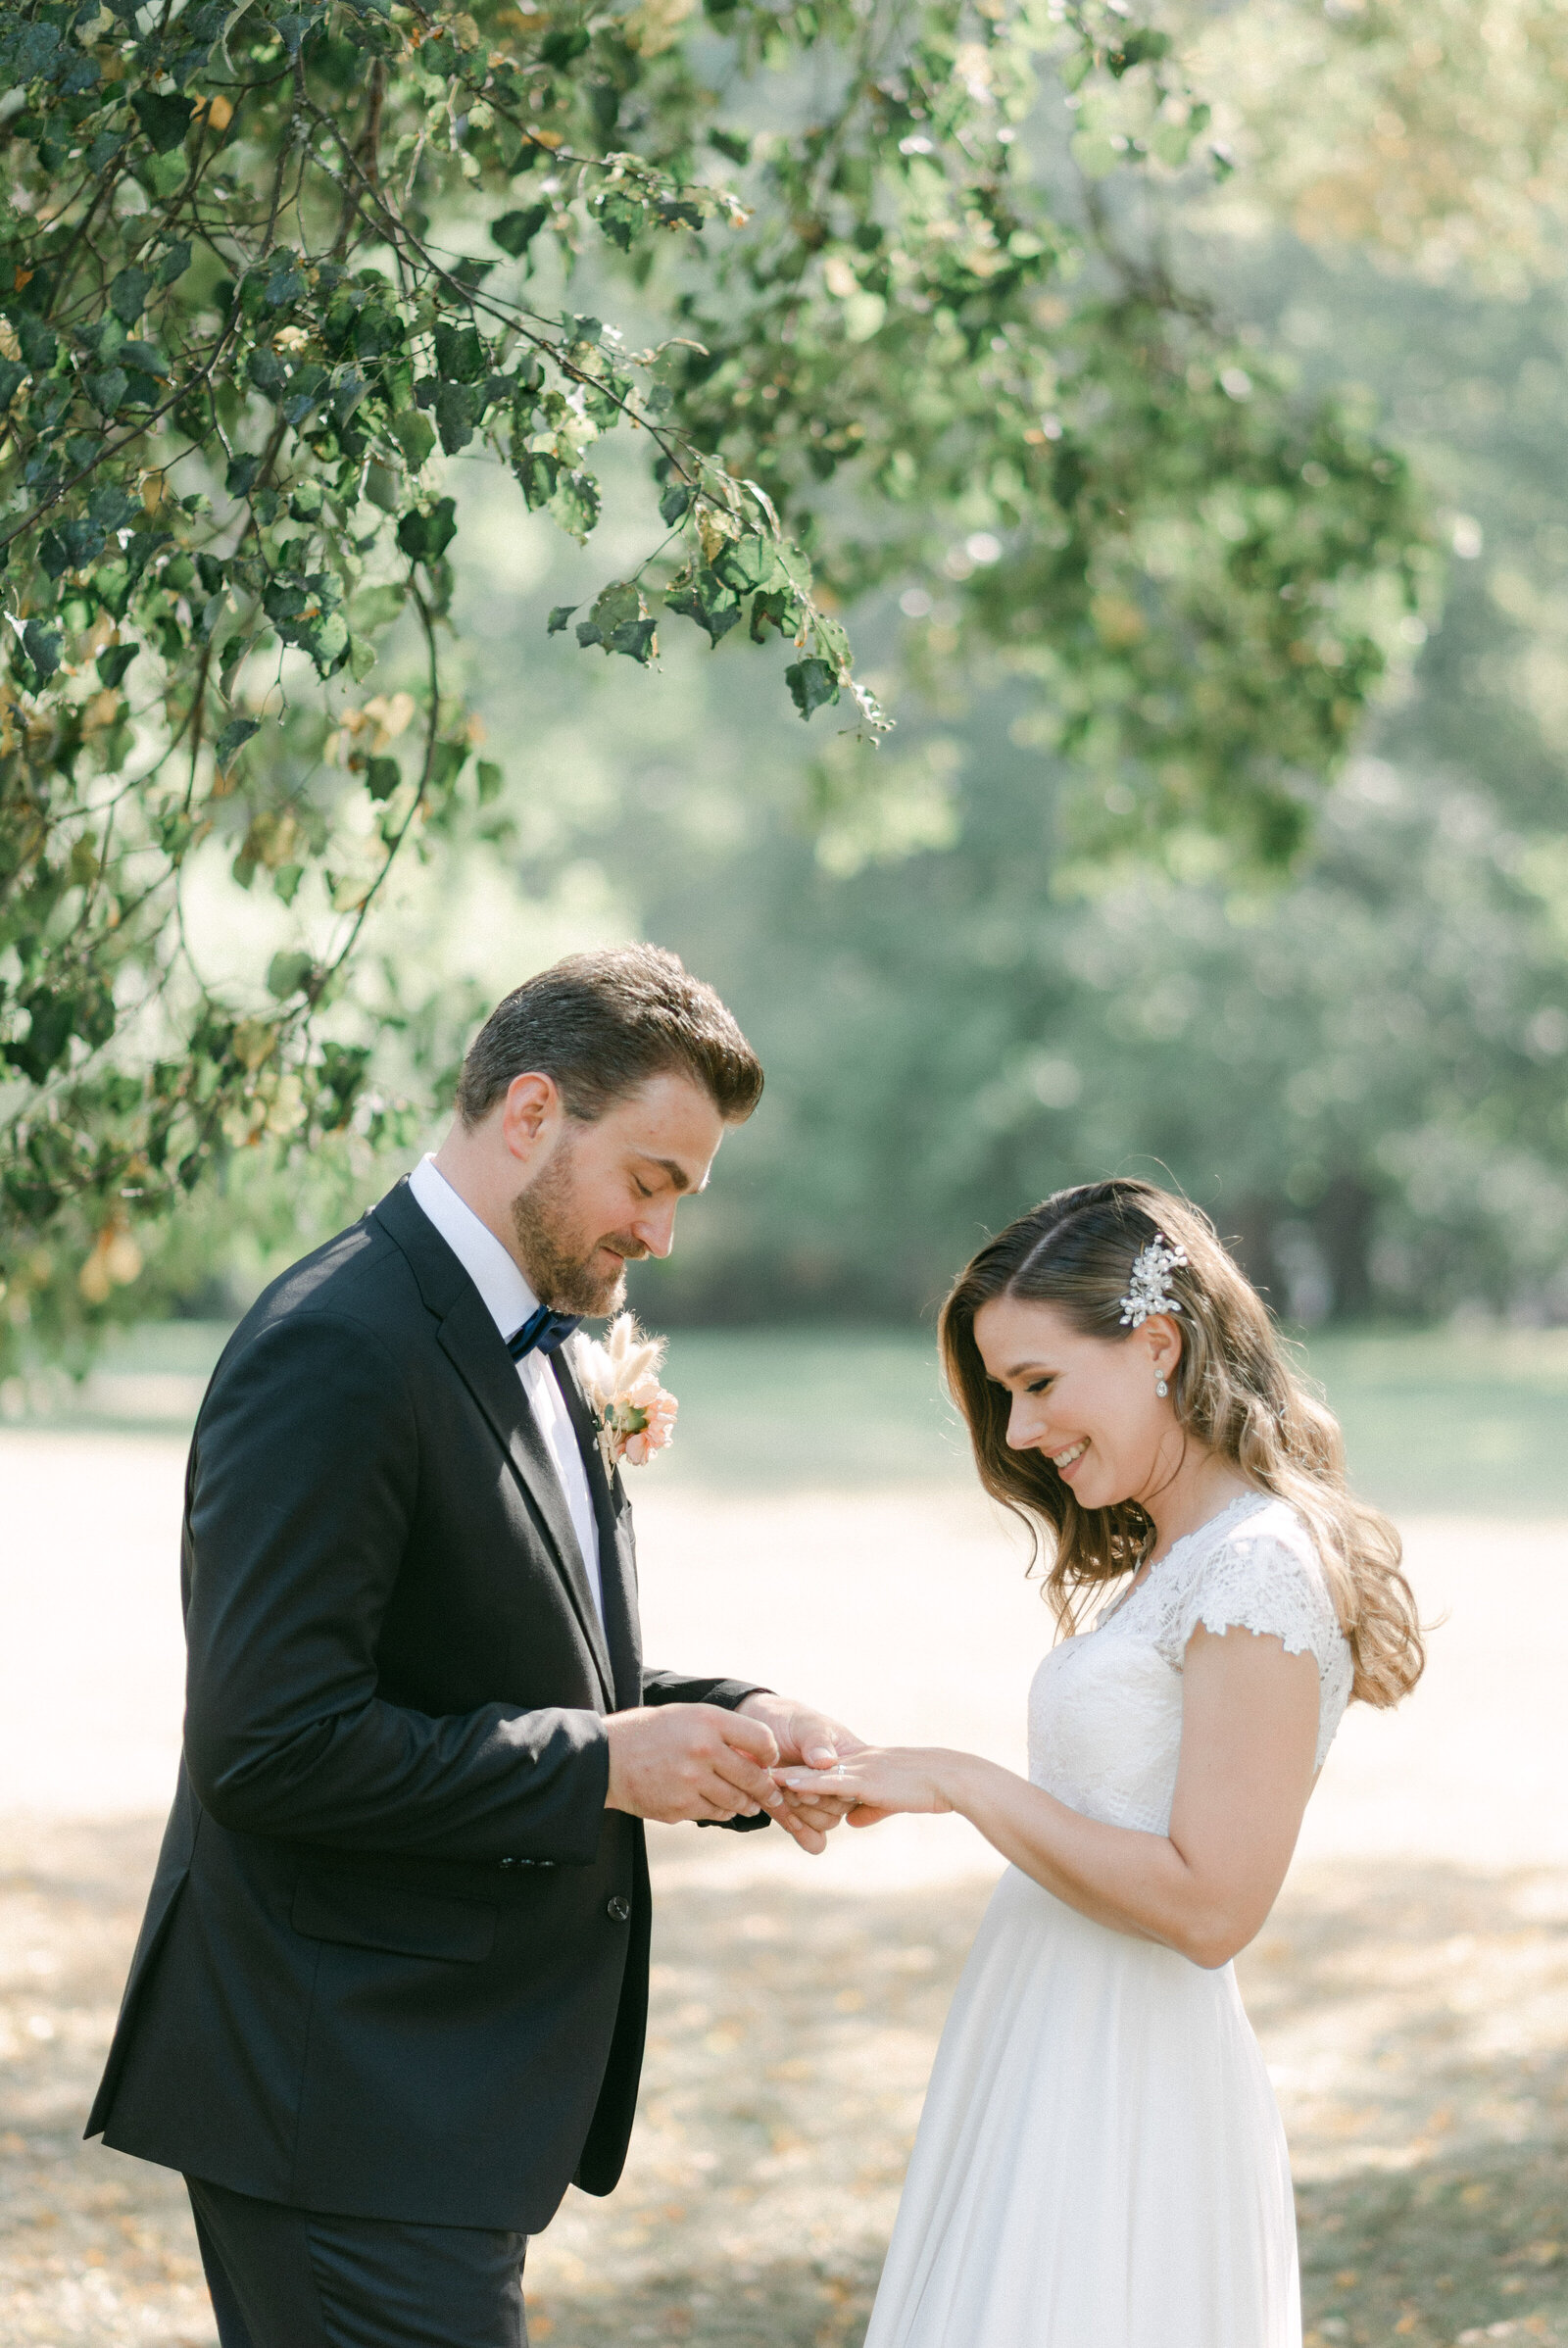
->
xmin=10 ymin=2 xmax=1568 ymax=1464
xmin=61 ymin=165 xmax=1568 ymax=1340
xmin=41 ymin=1319 xmax=1568 ymax=1517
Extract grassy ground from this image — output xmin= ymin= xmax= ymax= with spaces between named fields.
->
xmin=4 ymin=1326 xmax=1567 ymax=2344
xmin=2 ymin=1817 xmax=1564 ymax=2348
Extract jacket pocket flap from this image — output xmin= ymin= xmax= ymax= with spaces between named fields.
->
xmin=291 ymin=1870 xmax=497 ymax=1964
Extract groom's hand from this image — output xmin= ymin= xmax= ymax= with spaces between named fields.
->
xmin=737 ymin=1692 xmax=866 ymax=1854
xmin=604 ymin=1703 xmax=784 ymax=1826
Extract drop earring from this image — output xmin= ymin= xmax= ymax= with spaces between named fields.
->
xmin=1155 ymin=1376 xmax=1169 ymax=1398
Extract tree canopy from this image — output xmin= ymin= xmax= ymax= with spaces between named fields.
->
xmin=0 ymin=0 xmax=1430 ymax=1368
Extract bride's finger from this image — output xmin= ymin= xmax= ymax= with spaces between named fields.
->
xmin=777 ymin=1765 xmax=863 ymax=1795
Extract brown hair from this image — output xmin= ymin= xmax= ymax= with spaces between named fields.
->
xmin=457 ymin=945 xmax=763 ymax=1127
xmin=939 ymin=1178 xmax=1424 ymax=1708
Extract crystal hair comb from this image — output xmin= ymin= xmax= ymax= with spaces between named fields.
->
xmin=1119 ymin=1233 xmax=1189 ymax=1328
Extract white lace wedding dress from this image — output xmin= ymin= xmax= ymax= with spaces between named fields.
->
xmin=863 ymin=1492 xmax=1352 ymax=2348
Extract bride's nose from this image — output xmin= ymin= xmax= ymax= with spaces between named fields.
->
xmin=1006 ymin=1395 xmax=1048 ymax=1450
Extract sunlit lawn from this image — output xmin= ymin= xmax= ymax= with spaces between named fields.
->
xmin=3 ymin=1323 xmax=1567 ymax=2345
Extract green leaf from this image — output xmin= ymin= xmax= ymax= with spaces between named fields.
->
xmin=541 ymin=24 xmax=590 ymax=65
xmin=96 ymin=644 xmax=137 ymax=691
xmin=21 ymin=620 xmax=62 ymax=681
xmin=309 ymin=610 xmax=350 ymax=672
xmin=138 ymin=148 xmax=188 ymax=199
xmin=575 ymin=581 xmax=657 ymax=664
xmin=785 ymin=657 xmax=841 ymax=718
xmin=364 ymin=755 xmax=401 ymax=800
xmin=434 ymin=380 xmax=474 ymax=456
xmin=86 ymin=367 xmax=129 ymax=415
xmin=365 ymin=461 xmax=402 ymax=513
xmin=750 ymin=588 xmax=792 ymax=642
xmin=548 ymin=469 xmax=601 ymax=543
xmin=265 ymin=261 xmax=308 ymax=310
xmin=714 ymin=536 xmax=788 ymax=596
xmin=3 ymin=988 xmax=81 ymax=1083
xmin=154 ymin=239 xmax=193 ymax=287
xmin=433 ymin=321 xmax=485 ymax=384
xmin=476 ymin=758 xmax=503 ymax=802
xmin=491 ymin=205 xmax=550 ymax=258
xmin=514 ymin=450 xmax=561 ymax=510
xmin=1108 ymin=26 xmax=1172 ymax=75
xmin=659 ymin=483 xmax=693 ymax=526
xmin=389 ymin=409 xmax=435 ymax=468
xmin=214 ymin=715 xmax=261 ymax=770
xmin=87 ymin=486 xmax=136 ymax=533
xmin=547 ymin=604 xmax=578 ymax=634
xmin=594 ymin=187 xmax=647 ymax=253
xmin=267 ymin=950 xmax=316 ymax=1001
xmin=130 ymin=89 xmax=195 ymax=155
xmin=350 ymin=582 xmax=408 ymax=631
xmin=664 ymin=567 xmax=742 ymax=646
xmin=396 ymin=497 xmax=458 ymax=563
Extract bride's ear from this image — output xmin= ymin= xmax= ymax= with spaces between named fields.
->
xmin=1142 ymin=1314 xmax=1183 ymax=1390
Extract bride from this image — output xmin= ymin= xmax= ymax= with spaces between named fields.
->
xmin=780 ymin=1179 xmax=1424 ymax=2348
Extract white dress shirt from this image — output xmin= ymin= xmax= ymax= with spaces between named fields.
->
xmin=407 ymin=1153 xmax=604 ymax=1626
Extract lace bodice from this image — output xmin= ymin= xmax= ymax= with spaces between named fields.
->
xmin=1027 ymin=1492 xmax=1352 ymax=1835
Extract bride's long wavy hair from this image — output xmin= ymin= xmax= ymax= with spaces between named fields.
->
xmin=939 ymin=1179 xmax=1424 ymax=1708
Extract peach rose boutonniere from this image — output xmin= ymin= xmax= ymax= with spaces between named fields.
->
xmin=575 ymin=1313 xmax=678 ymax=1475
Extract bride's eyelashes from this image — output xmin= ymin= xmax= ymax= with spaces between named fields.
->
xmin=1026 ymin=1375 xmax=1055 ymax=1396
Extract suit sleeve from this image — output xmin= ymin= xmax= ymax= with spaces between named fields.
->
xmin=640 ymin=1669 xmax=776 ymax=1835
xmin=640 ymin=1669 xmax=770 ymax=1711
xmin=181 ymin=1310 xmax=610 ymax=1866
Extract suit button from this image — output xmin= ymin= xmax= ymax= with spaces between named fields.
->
xmin=607 ymin=1894 xmax=631 ymax=1923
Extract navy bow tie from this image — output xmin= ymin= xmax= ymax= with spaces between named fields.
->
xmin=507 ymin=1304 xmax=583 ymax=1362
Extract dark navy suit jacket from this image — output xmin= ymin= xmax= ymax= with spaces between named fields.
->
xmin=86 ymin=1178 xmax=764 ymax=2230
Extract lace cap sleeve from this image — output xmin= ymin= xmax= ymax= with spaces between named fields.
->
xmin=1142 ymin=1499 xmax=1354 ymax=1770
xmin=1153 ymin=1505 xmax=1345 ymax=1684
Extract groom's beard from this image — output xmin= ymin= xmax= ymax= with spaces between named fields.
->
xmin=510 ymin=1138 xmax=649 ymax=1315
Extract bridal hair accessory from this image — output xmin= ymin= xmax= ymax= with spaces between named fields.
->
xmin=1119 ymin=1234 xmax=1189 ymax=1329
xmin=574 ymin=1313 xmax=678 ymax=1474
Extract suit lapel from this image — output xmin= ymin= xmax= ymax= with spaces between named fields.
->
xmin=373 ymin=1182 xmax=615 ymax=1708
xmin=553 ymin=1349 xmax=643 ymax=1711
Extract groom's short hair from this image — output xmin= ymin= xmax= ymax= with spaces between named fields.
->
xmin=457 ymin=945 xmax=763 ymax=1128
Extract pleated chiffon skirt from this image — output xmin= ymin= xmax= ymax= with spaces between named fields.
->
xmin=864 ymin=1867 xmax=1301 ymax=2348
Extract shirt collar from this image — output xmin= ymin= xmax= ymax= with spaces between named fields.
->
xmin=407 ymin=1154 xmax=538 ymax=1343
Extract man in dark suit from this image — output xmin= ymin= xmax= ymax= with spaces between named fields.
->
xmin=87 ymin=945 xmax=858 ymax=2348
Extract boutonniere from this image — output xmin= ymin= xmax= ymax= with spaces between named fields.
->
xmin=574 ymin=1313 xmax=678 ymax=1476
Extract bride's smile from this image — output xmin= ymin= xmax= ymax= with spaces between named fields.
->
xmin=974 ymin=1286 xmax=1260 ymax=1560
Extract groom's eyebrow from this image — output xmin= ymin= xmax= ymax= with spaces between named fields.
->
xmin=640 ymin=1153 xmax=706 ymax=1193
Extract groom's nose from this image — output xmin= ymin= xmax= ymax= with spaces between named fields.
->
xmin=629 ymin=1199 xmax=679 ymax=1258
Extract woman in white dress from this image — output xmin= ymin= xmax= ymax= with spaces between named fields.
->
xmin=780 ymin=1179 xmax=1425 ymax=2348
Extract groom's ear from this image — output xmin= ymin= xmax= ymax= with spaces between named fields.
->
xmin=499 ymin=1071 xmax=564 ymax=1162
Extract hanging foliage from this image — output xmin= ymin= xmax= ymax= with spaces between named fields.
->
xmin=0 ymin=0 xmax=1430 ymax=1367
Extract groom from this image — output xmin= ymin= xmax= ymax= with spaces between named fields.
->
xmin=86 ymin=945 xmax=858 ymax=2347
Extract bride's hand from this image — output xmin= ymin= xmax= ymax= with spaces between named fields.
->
xmin=775 ymin=1746 xmax=956 ymax=1821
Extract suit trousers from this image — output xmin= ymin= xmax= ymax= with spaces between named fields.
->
xmin=186 ymin=2175 xmax=529 ymax=2348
